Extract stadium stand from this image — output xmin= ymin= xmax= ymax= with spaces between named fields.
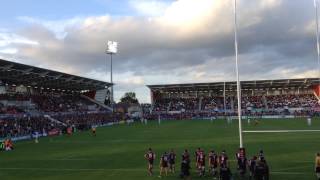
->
xmin=148 ymin=78 xmax=320 ymax=118
xmin=0 ymin=59 xmax=116 ymax=140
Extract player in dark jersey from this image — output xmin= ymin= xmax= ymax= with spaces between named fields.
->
xmin=219 ymin=163 xmax=232 ymax=180
xmin=236 ymin=148 xmax=247 ymax=177
xmin=254 ymin=160 xmax=269 ymax=180
xmin=258 ymin=150 xmax=265 ymax=162
xmin=248 ymin=156 xmax=257 ymax=180
xmin=197 ymin=150 xmax=206 ymax=177
xmin=168 ymin=149 xmax=176 ymax=173
xmin=144 ymin=148 xmax=155 ymax=176
xmin=159 ymin=152 xmax=169 ymax=177
xmin=208 ymin=150 xmax=218 ymax=177
xmin=219 ymin=150 xmax=229 ymax=168
xmin=182 ymin=149 xmax=190 ymax=163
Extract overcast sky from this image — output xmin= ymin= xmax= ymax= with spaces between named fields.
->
xmin=0 ymin=0 xmax=318 ymax=103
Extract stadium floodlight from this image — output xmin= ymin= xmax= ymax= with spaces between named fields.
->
xmin=234 ymin=0 xmax=243 ymax=148
xmin=106 ymin=41 xmax=118 ymax=111
xmin=107 ymin=41 xmax=118 ymax=54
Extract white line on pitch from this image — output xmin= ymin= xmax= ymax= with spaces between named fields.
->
xmin=243 ymin=130 xmax=320 ymax=133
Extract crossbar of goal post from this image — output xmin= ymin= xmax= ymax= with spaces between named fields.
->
xmin=243 ymin=130 xmax=320 ymax=133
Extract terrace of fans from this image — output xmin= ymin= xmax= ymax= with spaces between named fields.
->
xmin=147 ymin=78 xmax=320 ymax=116
xmin=0 ymin=59 xmax=116 ymax=139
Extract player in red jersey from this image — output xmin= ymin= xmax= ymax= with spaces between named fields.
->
xmin=144 ymin=148 xmax=155 ymax=176
xmin=168 ymin=149 xmax=176 ymax=173
xmin=197 ymin=150 xmax=206 ymax=177
xmin=235 ymin=148 xmax=247 ymax=177
xmin=219 ymin=150 xmax=229 ymax=168
xmin=195 ymin=148 xmax=201 ymax=172
xmin=208 ymin=150 xmax=218 ymax=177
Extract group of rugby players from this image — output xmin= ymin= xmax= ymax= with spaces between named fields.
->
xmin=145 ymin=147 xmax=269 ymax=180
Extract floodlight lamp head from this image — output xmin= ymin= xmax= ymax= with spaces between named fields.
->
xmin=107 ymin=41 xmax=118 ymax=54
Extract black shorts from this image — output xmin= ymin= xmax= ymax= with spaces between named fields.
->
xmin=316 ymin=167 xmax=320 ymax=173
xmin=148 ymin=160 xmax=154 ymax=165
xmin=162 ymin=163 xmax=168 ymax=168
xmin=169 ymin=160 xmax=175 ymax=165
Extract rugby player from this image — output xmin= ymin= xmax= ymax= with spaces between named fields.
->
xmin=208 ymin=150 xmax=218 ymax=177
xmin=219 ymin=163 xmax=232 ymax=180
xmin=91 ymin=126 xmax=96 ymax=136
xmin=182 ymin=149 xmax=190 ymax=163
xmin=315 ymin=153 xmax=320 ymax=180
xmin=236 ymin=148 xmax=247 ymax=176
xmin=197 ymin=150 xmax=206 ymax=177
xmin=180 ymin=160 xmax=191 ymax=180
xmin=258 ymin=150 xmax=265 ymax=162
xmin=219 ymin=150 xmax=229 ymax=168
xmin=248 ymin=156 xmax=257 ymax=180
xmin=144 ymin=148 xmax=155 ymax=176
xmin=253 ymin=160 xmax=269 ymax=180
xmin=168 ymin=149 xmax=176 ymax=173
xmin=159 ymin=152 xmax=169 ymax=177
xmin=195 ymin=148 xmax=201 ymax=171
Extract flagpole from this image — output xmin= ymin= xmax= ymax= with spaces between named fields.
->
xmin=234 ymin=0 xmax=243 ymax=148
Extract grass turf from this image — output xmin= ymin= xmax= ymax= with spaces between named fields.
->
xmin=1 ymin=118 xmax=320 ymax=180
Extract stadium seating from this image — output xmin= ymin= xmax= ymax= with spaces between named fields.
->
xmin=0 ymin=116 xmax=62 ymax=138
xmin=152 ymin=94 xmax=320 ymax=115
xmin=0 ymin=92 xmax=117 ymax=139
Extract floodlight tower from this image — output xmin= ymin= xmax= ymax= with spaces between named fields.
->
xmin=234 ymin=0 xmax=243 ymax=148
xmin=106 ymin=41 xmax=118 ymax=111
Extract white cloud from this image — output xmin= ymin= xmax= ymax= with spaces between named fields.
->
xmin=0 ymin=48 xmax=18 ymax=54
xmin=130 ymin=0 xmax=170 ymax=16
xmin=18 ymin=16 xmax=85 ymax=39
xmin=0 ymin=32 xmax=38 ymax=47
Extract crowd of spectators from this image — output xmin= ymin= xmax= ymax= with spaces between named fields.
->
xmin=266 ymin=94 xmax=320 ymax=109
xmin=152 ymin=94 xmax=320 ymax=113
xmin=0 ymin=116 xmax=62 ymax=139
xmin=0 ymin=103 xmax=24 ymax=114
xmin=0 ymin=92 xmax=118 ymax=139
xmin=0 ymin=93 xmax=30 ymax=101
xmin=31 ymin=94 xmax=97 ymax=113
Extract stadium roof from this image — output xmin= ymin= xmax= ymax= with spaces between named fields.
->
xmin=0 ymin=59 xmax=112 ymax=92
xmin=147 ymin=78 xmax=320 ymax=92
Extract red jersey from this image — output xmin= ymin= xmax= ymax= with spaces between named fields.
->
xmin=145 ymin=152 xmax=155 ymax=161
xmin=198 ymin=152 xmax=205 ymax=166
xmin=195 ymin=150 xmax=201 ymax=161
xmin=182 ymin=152 xmax=190 ymax=162
xmin=236 ymin=149 xmax=246 ymax=160
xmin=219 ymin=155 xmax=228 ymax=166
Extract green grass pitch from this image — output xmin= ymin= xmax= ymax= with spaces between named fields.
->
xmin=1 ymin=118 xmax=320 ymax=180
